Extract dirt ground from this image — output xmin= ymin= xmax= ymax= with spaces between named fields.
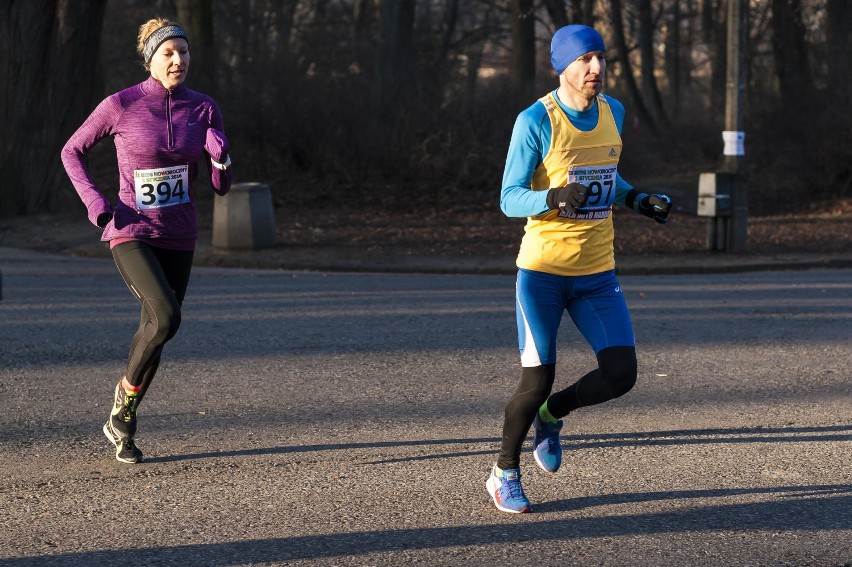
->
xmin=1 ymin=192 xmax=849 ymax=274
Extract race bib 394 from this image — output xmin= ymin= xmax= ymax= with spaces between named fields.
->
xmin=133 ymin=165 xmax=190 ymax=210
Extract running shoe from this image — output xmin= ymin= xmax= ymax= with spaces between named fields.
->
xmin=109 ymin=382 xmax=139 ymax=439
xmin=103 ymin=420 xmax=143 ymax=464
xmin=532 ymin=415 xmax=563 ymax=473
xmin=486 ymin=466 xmax=531 ymax=513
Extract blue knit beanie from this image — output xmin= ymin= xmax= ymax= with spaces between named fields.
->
xmin=550 ymin=25 xmax=606 ymax=74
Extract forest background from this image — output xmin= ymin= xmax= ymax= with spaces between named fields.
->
xmin=0 ymin=0 xmax=850 ymax=260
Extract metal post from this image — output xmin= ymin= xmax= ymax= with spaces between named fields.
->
xmin=723 ymin=0 xmax=747 ymax=252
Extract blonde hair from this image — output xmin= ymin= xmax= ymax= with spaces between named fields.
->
xmin=137 ymin=18 xmax=177 ymax=69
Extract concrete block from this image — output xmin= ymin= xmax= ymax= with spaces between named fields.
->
xmin=213 ymin=182 xmax=276 ymax=251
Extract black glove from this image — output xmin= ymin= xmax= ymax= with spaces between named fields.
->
xmin=546 ymin=183 xmax=588 ymax=212
xmin=627 ymin=190 xmax=672 ymax=224
xmin=96 ymin=212 xmax=114 ymax=228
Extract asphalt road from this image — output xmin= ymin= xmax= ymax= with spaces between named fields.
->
xmin=1 ymin=247 xmax=850 ymax=566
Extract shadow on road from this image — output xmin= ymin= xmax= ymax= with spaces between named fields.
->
xmin=3 ymin=486 xmax=850 ymax=566
xmin=137 ymin=424 xmax=852 ymax=465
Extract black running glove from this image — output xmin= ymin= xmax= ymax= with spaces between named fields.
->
xmin=626 ymin=190 xmax=672 ymax=224
xmin=96 ymin=212 xmax=114 ymax=228
xmin=546 ymin=183 xmax=588 ymax=212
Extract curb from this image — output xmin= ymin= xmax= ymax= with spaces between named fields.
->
xmin=190 ymin=252 xmax=852 ymax=277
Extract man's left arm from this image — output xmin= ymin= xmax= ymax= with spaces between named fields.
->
xmin=622 ymin=186 xmax=672 ymax=224
xmin=608 ymin=95 xmax=672 ymax=224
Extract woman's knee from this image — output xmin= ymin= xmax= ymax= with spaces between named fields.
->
xmin=149 ymin=300 xmax=182 ymax=343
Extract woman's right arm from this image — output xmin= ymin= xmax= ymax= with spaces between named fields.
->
xmin=61 ymin=97 xmax=120 ymax=227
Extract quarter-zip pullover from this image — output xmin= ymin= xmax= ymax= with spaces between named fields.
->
xmin=62 ymin=76 xmax=231 ymax=244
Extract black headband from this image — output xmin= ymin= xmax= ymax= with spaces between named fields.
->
xmin=143 ymin=24 xmax=189 ymax=64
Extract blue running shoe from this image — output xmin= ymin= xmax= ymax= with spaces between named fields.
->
xmin=486 ymin=466 xmax=531 ymax=513
xmin=533 ymin=415 xmax=563 ymax=473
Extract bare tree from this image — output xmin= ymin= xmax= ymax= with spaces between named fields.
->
xmin=608 ymin=0 xmax=657 ymax=134
xmin=543 ymin=0 xmax=570 ymax=28
xmin=665 ymin=0 xmax=683 ymax=118
xmin=638 ymin=0 xmax=671 ymax=130
xmin=571 ymin=0 xmax=596 ymax=24
xmin=371 ymin=0 xmax=417 ymax=113
xmin=823 ymin=0 xmax=851 ymax=195
xmin=826 ymin=0 xmax=852 ymax=98
xmin=353 ymin=0 xmax=377 ymax=74
xmin=681 ymin=0 xmax=696 ymax=94
xmin=0 ymin=0 xmax=107 ymax=216
xmin=176 ymin=0 xmax=216 ymax=97
xmin=510 ymin=0 xmax=536 ymax=97
xmin=701 ymin=0 xmax=727 ymax=120
xmin=458 ymin=1 xmax=497 ymax=94
xmin=771 ymin=0 xmax=812 ymax=111
xmin=6 ymin=0 xmax=850 ymax=218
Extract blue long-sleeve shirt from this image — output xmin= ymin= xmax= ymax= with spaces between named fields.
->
xmin=500 ymin=91 xmax=633 ymax=218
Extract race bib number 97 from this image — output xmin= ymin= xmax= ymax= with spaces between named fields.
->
xmin=134 ymin=165 xmax=190 ymax=210
xmin=568 ymin=164 xmax=617 ymax=211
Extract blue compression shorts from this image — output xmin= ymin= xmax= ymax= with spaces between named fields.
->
xmin=515 ymin=268 xmax=635 ymax=367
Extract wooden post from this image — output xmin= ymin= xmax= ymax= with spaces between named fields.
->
xmin=723 ymin=0 xmax=747 ymax=252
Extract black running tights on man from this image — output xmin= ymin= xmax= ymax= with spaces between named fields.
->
xmin=496 ymin=345 xmax=637 ymax=470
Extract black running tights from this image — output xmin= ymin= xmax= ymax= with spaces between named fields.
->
xmin=496 ymin=346 xmax=637 ymax=470
xmin=111 ymin=241 xmax=194 ymax=401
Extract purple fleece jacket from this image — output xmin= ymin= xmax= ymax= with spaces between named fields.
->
xmin=61 ymin=76 xmax=232 ymax=243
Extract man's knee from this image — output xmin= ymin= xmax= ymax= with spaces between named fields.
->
xmin=519 ymin=364 xmax=557 ymax=398
xmin=598 ymin=346 xmax=637 ymax=398
xmin=505 ymin=364 xmax=556 ymax=415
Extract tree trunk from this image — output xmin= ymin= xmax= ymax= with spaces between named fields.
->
xmin=371 ymin=0 xmax=417 ymax=114
xmin=569 ymin=0 xmax=596 ymax=25
xmin=826 ymin=0 xmax=852 ymax=97
xmin=0 ymin=0 xmax=106 ymax=216
xmin=665 ymin=0 xmax=682 ymax=118
xmin=701 ymin=0 xmax=727 ymax=120
xmin=353 ymin=0 xmax=376 ymax=74
xmin=609 ymin=0 xmax=657 ymax=134
xmin=638 ymin=0 xmax=671 ymax=130
xmin=510 ymin=0 xmax=536 ymax=98
xmin=681 ymin=0 xmax=694 ymax=90
xmin=176 ymin=0 xmax=216 ymax=98
xmin=543 ymin=0 xmax=569 ymax=29
xmin=463 ymin=7 xmax=494 ymax=95
xmin=771 ymin=0 xmax=812 ymax=111
xmin=433 ymin=0 xmax=459 ymax=71
xmin=826 ymin=0 xmax=852 ymax=110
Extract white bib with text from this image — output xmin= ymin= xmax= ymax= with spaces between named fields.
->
xmin=134 ymin=165 xmax=190 ymax=210
xmin=558 ymin=164 xmax=618 ymax=219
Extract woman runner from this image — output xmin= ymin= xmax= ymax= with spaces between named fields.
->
xmin=61 ymin=17 xmax=233 ymax=463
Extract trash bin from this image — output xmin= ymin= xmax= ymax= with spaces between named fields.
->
xmin=212 ymin=182 xmax=276 ymax=251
